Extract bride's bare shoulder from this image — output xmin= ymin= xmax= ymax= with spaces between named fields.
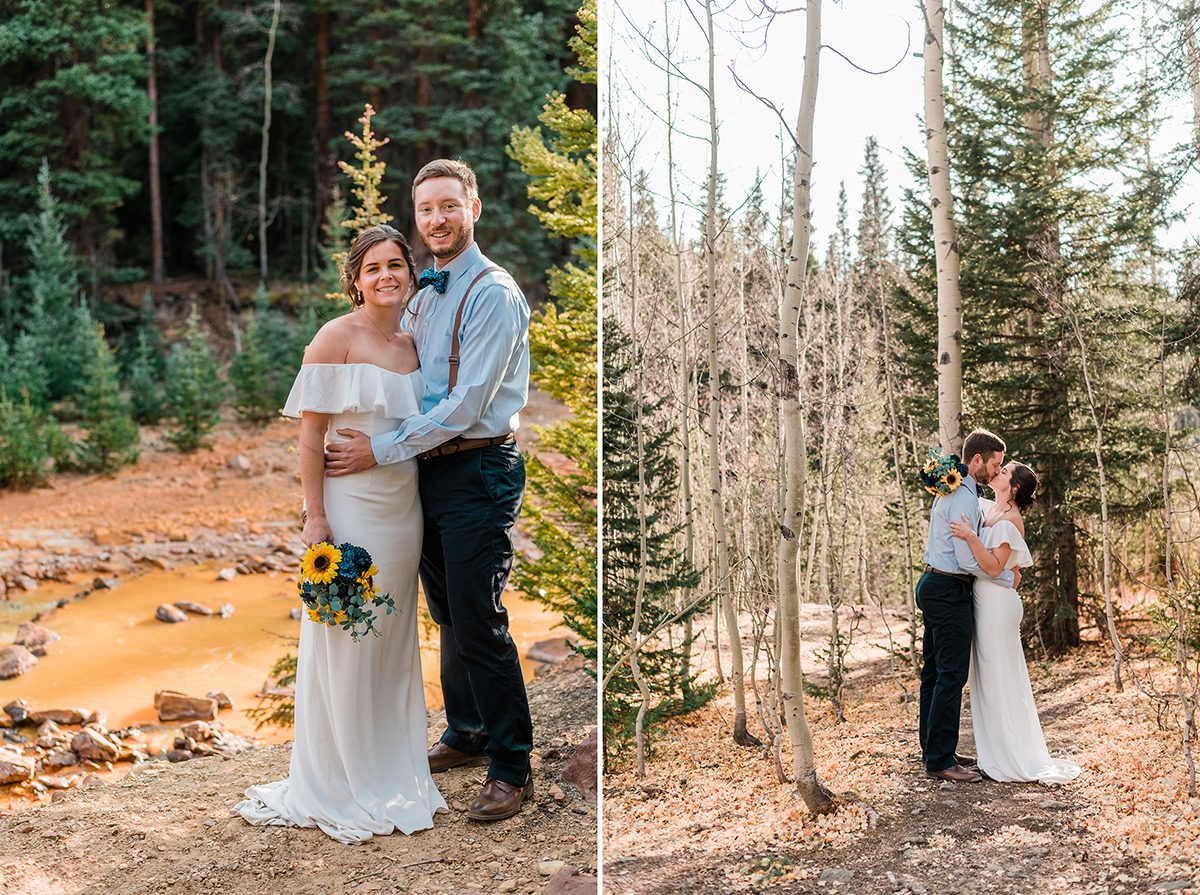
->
xmin=302 ymin=315 xmax=354 ymax=364
xmin=1005 ymin=509 xmax=1025 ymax=538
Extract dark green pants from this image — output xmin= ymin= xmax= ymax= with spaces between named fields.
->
xmin=916 ymin=569 xmax=974 ymax=773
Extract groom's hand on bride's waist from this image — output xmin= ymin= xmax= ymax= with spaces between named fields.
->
xmin=325 ymin=429 xmax=378 ymax=476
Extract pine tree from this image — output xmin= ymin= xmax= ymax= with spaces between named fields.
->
xmin=127 ymin=296 xmax=167 ymax=425
xmin=507 ymin=0 xmax=598 ymax=655
xmin=0 ymin=3 xmax=147 ymax=281
xmin=166 ymin=309 xmax=223 ymax=452
xmin=74 ymin=324 xmax=140 ymax=473
xmin=25 ymin=161 xmax=91 ymax=404
xmin=601 ymin=319 xmax=712 ymax=756
xmin=3 ymin=332 xmax=49 ymax=410
xmin=893 ymin=0 xmax=1167 ymax=650
xmin=230 ymin=290 xmax=288 ymax=423
xmin=0 ymin=387 xmax=52 ymax=489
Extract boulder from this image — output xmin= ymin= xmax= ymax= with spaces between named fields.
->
xmin=180 ymin=721 xmax=214 ymax=741
xmin=4 ymin=699 xmax=32 ymax=725
xmin=206 ymin=691 xmax=233 ymax=710
xmin=289 ymin=608 xmax=302 ymax=620
xmin=85 ymin=709 xmax=107 ymax=727
xmin=174 ymin=600 xmax=215 ymax=617
xmin=544 ymin=866 xmax=596 ymax=895
xmin=154 ymin=691 xmax=217 ymax=722
xmin=560 ymin=727 xmax=598 ymax=799
xmin=216 ymin=568 xmax=237 ymax=582
xmin=92 ymin=577 xmax=119 ymax=591
xmin=13 ymin=575 xmax=37 ymax=592
xmin=29 ymin=708 xmax=88 ymax=726
xmin=218 ymin=603 xmax=236 ymax=618
xmin=527 ymin=638 xmax=574 ymax=665
xmin=155 ymin=604 xmax=189 ymax=624
xmin=166 ymin=749 xmax=194 ymax=762
xmin=0 ymin=752 xmax=36 ymax=784
xmin=228 ymin=454 xmax=253 ymax=474
xmin=36 ymin=774 xmax=79 ymax=790
xmin=14 ymin=622 xmax=60 ymax=656
xmin=42 ymin=749 xmax=79 ymax=769
xmin=0 ymin=645 xmax=38 ymax=679
xmin=70 ymin=728 xmax=120 ymax=763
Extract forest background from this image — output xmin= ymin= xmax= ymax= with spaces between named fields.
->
xmin=603 ymin=0 xmax=1200 ymax=887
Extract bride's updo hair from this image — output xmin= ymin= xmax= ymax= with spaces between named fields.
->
xmin=1009 ymin=462 xmax=1038 ymax=512
xmin=340 ymin=225 xmax=418 ymax=310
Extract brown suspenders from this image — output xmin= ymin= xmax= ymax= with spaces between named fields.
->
xmin=447 ymin=265 xmax=502 ymax=394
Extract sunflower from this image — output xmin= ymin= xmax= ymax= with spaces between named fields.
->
xmin=941 ymin=470 xmax=962 ymax=489
xmin=356 ymin=564 xmax=380 ymax=588
xmin=306 ymin=607 xmax=321 ymax=623
xmin=923 ymin=458 xmax=939 ymax=474
xmin=333 ymin=610 xmax=349 ymax=625
xmin=301 ymin=542 xmax=342 ymax=585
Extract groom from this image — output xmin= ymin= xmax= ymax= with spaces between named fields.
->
xmin=916 ymin=428 xmax=1008 ymax=783
xmin=325 ymin=159 xmax=534 ymax=821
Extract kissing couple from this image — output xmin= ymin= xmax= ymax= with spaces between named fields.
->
xmin=917 ymin=428 xmax=1081 ymax=786
xmin=234 ymin=158 xmax=535 ymax=843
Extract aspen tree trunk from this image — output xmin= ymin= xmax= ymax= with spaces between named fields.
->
xmin=921 ymin=0 xmax=964 ymax=453
xmin=1066 ymin=310 xmax=1122 ymax=690
xmin=703 ymin=0 xmax=754 ymax=745
xmin=777 ymin=0 xmax=833 ymax=813
xmin=314 ymin=10 xmax=333 ymax=233
xmin=258 ymin=0 xmax=281 ymax=286
xmin=146 ymin=0 xmax=164 ymax=291
xmin=665 ymin=8 xmax=697 ymax=695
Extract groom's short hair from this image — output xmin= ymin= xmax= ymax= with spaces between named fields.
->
xmin=413 ymin=159 xmax=479 ymax=202
xmin=963 ymin=428 xmax=1006 ymax=464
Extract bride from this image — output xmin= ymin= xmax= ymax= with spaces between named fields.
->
xmin=948 ymin=461 xmax=1081 ymax=785
xmin=234 ymin=225 xmax=448 ymax=842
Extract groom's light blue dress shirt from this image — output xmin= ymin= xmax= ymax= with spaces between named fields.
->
xmin=923 ymin=473 xmax=1015 ymax=587
xmin=370 ymin=242 xmax=530 ymax=465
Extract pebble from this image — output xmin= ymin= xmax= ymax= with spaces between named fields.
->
xmin=819 ymin=868 xmax=855 ymax=885
xmin=538 ymin=860 xmax=566 ymax=876
xmin=216 ymin=568 xmax=237 ymax=582
xmin=497 ymin=880 xmax=518 ymax=893
xmin=1150 ymin=883 xmax=1192 ymax=892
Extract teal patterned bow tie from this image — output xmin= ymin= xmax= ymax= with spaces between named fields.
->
xmin=418 ymin=267 xmax=449 ymax=294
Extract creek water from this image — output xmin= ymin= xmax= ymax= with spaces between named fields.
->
xmin=0 ymin=562 xmax=563 ymax=749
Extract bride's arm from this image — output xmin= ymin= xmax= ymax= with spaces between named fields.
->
xmin=948 ymin=514 xmax=1012 ymax=579
xmin=299 ymin=411 xmax=334 ymax=546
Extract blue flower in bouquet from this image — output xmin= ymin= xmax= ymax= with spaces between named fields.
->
xmin=297 ymin=541 xmax=396 ymax=641
xmin=919 ymin=447 xmax=969 ymax=497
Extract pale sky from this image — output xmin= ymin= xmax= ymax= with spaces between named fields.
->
xmin=605 ymin=0 xmax=1199 ymax=270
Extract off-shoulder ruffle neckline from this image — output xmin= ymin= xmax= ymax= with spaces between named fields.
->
xmin=299 ymin=362 xmax=421 ymax=378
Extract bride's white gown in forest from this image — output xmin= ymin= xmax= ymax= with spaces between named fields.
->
xmin=968 ymin=499 xmax=1081 ymax=785
xmin=235 ymin=364 xmax=447 ymax=843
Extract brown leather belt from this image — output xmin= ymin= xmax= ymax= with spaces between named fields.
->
xmin=925 ymin=565 xmax=974 ymax=583
xmin=417 ymin=434 xmax=514 ymax=461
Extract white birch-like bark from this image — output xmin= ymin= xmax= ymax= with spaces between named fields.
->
xmin=258 ymin=0 xmax=281 ymax=286
xmin=777 ymin=0 xmax=833 ymax=813
xmin=922 ymin=0 xmax=964 ymax=452
xmin=703 ymin=0 xmax=755 ymax=745
xmin=1183 ymin=4 xmax=1200 ymax=156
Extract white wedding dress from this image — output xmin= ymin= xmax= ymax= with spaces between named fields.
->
xmin=235 ymin=364 xmax=447 ymax=843
xmin=969 ymin=499 xmax=1081 ymax=785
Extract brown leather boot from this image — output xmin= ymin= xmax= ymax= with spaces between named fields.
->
xmin=427 ymin=742 xmax=487 ymax=773
xmin=467 ymin=775 xmax=533 ymax=821
xmin=926 ymin=763 xmax=983 ymax=783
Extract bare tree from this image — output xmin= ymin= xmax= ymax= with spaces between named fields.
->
xmin=146 ymin=0 xmax=164 ymax=292
xmin=258 ymin=0 xmax=282 ymax=286
xmin=776 ymin=0 xmax=833 ymax=814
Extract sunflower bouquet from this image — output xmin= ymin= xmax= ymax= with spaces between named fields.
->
xmin=919 ymin=447 xmax=969 ymax=497
xmin=297 ymin=541 xmax=396 ymax=641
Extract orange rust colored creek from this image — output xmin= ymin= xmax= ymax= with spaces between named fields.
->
xmin=0 ymin=561 xmax=563 ymax=747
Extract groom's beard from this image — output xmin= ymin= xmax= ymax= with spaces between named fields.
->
xmin=426 ymin=224 xmax=473 ymax=262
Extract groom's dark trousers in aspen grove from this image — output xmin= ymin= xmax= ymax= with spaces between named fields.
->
xmin=417 ymin=439 xmax=533 ymax=788
xmin=916 ymin=569 xmax=975 ymax=773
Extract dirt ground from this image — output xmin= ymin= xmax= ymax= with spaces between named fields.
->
xmin=604 ymin=605 xmax=1200 ymax=895
xmin=0 ymin=661 xmax=596 ymax=895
